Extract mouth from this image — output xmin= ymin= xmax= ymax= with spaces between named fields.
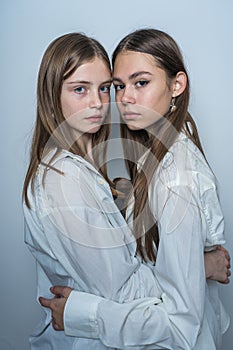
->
xmin=123 ymin=112 xmax=141 ymax=120
xmin=85 ymin=115 xmax=103 ymax=123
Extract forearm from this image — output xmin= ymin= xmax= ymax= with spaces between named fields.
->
xmin=64 ymin=291 xmax=199 ymax=350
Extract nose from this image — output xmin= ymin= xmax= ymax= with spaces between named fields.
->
xmin=89 ymin=90 xmax=102 ymax=109
xmin=121 ymin=85 xmax=136 ymax=104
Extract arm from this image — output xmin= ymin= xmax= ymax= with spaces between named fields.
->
xmin=48 ymin=142 xmax=228 ymax=349
xmin=46 ymin=189 xmax=206 ymax=350
xmin=35 ymin=156 xmax=159 ymax=300
xmin=40 ymin=245 xmax=231 ymax=332
xmin=39 ymin=143 xmax=229 ymax=348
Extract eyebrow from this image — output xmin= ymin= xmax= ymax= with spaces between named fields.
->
xmin=113 ymin=71 xmax=152 ymax=82
xmin=66 ymin=79 xmax=112 ymax=85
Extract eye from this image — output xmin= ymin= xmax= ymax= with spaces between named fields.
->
xmin=74 ymin=86 xmax=86 ymax=94
xmin=135 ymin=80 xmax=149 ymax=88
xmin=114 ymin=84 xmax=125 ymax=91
xmin=100 ymin=85 xmax=111 ymax=93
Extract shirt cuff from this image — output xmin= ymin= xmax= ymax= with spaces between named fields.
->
xmin=64 ymin=290 xmax=103 ymax=338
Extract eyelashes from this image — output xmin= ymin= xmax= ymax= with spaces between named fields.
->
xmin=114 ymin=80 xmax=150 ymax=92
xmin=74 ymin=85 xmax=111 ymax=95
xmin=135 ymin=80 xmax=149 ymax=87
xmin=74 ymin=86 xmax=86 ymax=94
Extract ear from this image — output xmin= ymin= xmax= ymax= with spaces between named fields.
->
xmin=172 ymin=71 xmax=187 ymax=97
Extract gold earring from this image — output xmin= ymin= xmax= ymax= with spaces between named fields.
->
xmin=170 ymin=98 xmax=177 ymax=113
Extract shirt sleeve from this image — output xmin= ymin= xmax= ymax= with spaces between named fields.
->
xmin=62 ymin=140 xmax=225 ymax=349
xmin=195 ymin=161 xmax=225 ymax=249
xmin=36 ymin=156 xmax=160 ymax=328
xmin=64 ymin=291 xmax=102 ymax=338
xmin=63 ymin=185 xmax=205 ymax=348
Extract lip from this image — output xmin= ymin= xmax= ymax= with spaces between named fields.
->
xmin=123 ymin=112 xmax=140 ymax=120
xmin=85 ymin=115 xmax=103 ymax=123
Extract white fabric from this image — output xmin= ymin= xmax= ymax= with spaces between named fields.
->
xmin=23 ymin=133 xmax=229 ymax=349
xmin=63 ymin=134 xmax=229 ymax=349
xmin=23 ymin=149 xmax=161 ymax=350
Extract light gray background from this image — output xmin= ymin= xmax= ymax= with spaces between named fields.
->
xmin=1 ymin=0 xmax=232 ymax=349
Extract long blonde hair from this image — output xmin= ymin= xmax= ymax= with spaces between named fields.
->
xmin=23 ymin=33 xmax=112 ymax=208
xmin=112 ymin=29 xmax=205 ymax=261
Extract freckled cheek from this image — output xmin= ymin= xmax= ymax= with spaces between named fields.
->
xmin=62 ymin=101 xmax=86 ymax=119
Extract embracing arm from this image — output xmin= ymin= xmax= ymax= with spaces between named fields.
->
xmin=41 ymin=186 xmax=230 ymax=349
xmin=41 ymin=189 xmax=210 ymax=349
xmin=39 ymin=148 xmax=230 ymax=348
xmin=35 ymin=155 xmax=159 ymax=300
xmin=40 ymin=245 xmax=230 ymax=333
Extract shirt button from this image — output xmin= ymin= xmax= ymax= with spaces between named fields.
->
xmin=99 ymin=179 xmax=105 ymax=185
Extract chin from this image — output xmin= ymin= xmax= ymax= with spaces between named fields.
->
xmin=87 ymin=125 xmax=102 ymax=134
xmin=126 ymin=123 xmax=143 ymax=131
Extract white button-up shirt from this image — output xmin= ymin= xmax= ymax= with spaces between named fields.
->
xmin=23 ymin=149 xmax=161 ymax=349
xmin=23 ymin=133 xmax=229 ymax=349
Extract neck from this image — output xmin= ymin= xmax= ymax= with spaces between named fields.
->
xmin=70 ymin=128 xmax=94 ymax=161
xmin=85 ymin=137 xmax=94 ymax=161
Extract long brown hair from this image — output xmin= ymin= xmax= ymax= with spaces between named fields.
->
xmin=112 ymin=29 xmax=205 ymax=261
xmin=23 ymin=33 xmax=112 ymax=208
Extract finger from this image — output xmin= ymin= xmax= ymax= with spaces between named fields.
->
xmin=52 ymin=319 xmax=62 ymax=331
xmin=39 ymin=297 xmax=52 ymax=308
xmin=220 ymin=279 xmax=230 ymax=285
xmin=219 ymin=268 xmax=231 ymax=284
xmin=217 ymin=246 xmax=231 ymax=261
xmin=50 ymin=286 xmax=66 ymax=297
xmin=216 ymin=245 xmax=230 ymax=259
xmin=50 ymin=285 xmax=72 ymax=298
xmin=219 ymin=275 xmax=230 ymax=284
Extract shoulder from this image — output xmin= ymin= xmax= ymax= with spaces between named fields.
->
xmin=40 ymin=148 xmax=110 ymax=196
xmin=42 ymin=149 xmax=84 ymax=173
xmin=168 ymin=132 xmax=201 ymax=162
xmin=154 ymin=132 xmax=217 ymax=195
xmin=39 ymin=149 xmax=99 ymax=184
xmin=162 ymin=133 xmax=211 ymax=175
xmin=35 ymin=150 xmax=102 ymax=205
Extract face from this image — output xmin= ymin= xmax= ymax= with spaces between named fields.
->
xmin=113 ymin=51 xmax=175 ymax=131
xmin=61 ymin=57 xmax=111 ymax=137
